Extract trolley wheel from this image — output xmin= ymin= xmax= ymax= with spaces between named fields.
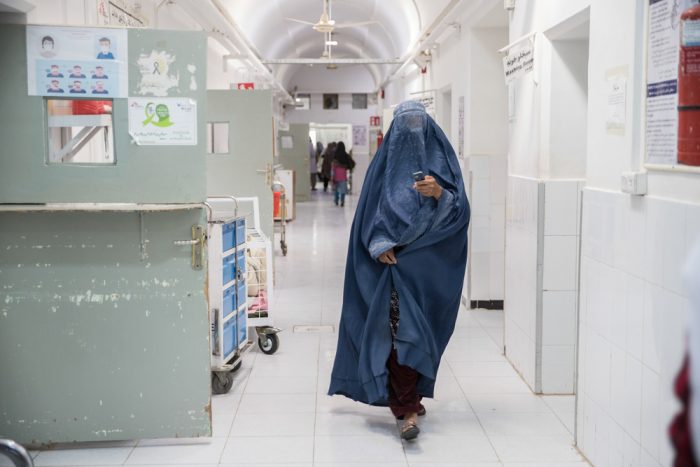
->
xmin=258 ymin=333 xmax=280 ymax=355
xmin=281 ymin=240 xmax=288 ymax=256
xmin=211 ymin=371 xmax=234 ymax=395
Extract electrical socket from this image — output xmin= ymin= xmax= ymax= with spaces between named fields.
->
xmin=621 ymin=171 xmax=648 ymax=196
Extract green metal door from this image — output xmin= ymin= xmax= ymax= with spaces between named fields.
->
xmin=278 ymin=123 xmax=311 ymax=202
xmin=206 ymin=90 xmax=274 ymax=239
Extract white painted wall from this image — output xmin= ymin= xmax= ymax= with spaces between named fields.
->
xmin=506 ymin=1 xmax=700 ymax=465
xmin=384 ymin=19 xmax=509 ymax=305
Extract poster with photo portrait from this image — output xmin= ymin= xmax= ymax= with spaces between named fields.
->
xmin=26 ymin=26 xmax=127 ymax=97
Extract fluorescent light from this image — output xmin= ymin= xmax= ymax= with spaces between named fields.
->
xmin=325 ymin=40 xmax=338 ymax=46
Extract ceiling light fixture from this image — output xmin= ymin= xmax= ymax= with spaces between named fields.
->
xmin=326 ymin=40 xmax=338 ymax=46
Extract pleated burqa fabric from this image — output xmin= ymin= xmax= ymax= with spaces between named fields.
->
xmin=328 ymin=100 xmax=471 ymax=405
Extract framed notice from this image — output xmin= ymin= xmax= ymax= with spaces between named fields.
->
xmin=645 ymin=0 xmax=697 ymax=167
xmin=128 ymin=98 xmax=197 ymax=145
xmin=26 ymin=26 xmax=127 ymax=97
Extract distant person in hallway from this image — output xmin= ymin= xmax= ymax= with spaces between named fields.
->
xmin=309 ymin=138 xmax=318 ymax=191
xmin=316 ymin=141 xmax=324 ymax=188
xmin=320 ymin=142 xmax=336 ymax=192
xmin=328 ymin=101 xmax=470 ymax=441
xmin=332 ymin=141 xmax=355 ymax=207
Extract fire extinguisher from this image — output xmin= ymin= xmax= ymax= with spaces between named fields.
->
xmin=377 ymin=130 xmax=384 ymax=148
xmin=678 ymin=3 xmax=700 ymax=166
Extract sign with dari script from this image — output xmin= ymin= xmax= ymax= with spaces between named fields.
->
xmin=502 ymin=40 xmax=534 ymax=85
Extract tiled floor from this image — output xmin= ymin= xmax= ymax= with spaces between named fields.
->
xmin=18 ymin=192 xmax=590 ymax=466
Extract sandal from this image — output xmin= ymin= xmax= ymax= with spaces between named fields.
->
xmin=396 ymin=406 xmax=426 ymax=420
xmin=400 ymin=419 xmax=420 ymax=440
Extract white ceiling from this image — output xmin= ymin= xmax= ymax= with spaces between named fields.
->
xmin=220 ymin=0 xmax=454 ymax=91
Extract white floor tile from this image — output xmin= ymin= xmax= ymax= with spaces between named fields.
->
xmin=124 ymin=438 xmax=226 ymax=465
xmin=403 ymin=435 xmax=499 ymax=463
xmin=479 ymin=412 xmax=571 ymax=436
xmin=229 ymin=412 xmax=316 ymax=437
xmin=314 ymin=435 xmax=406 ymax=463
xmin=467 ymin=394 xmax=552 ymax=414
xmin=236 ymin=394 xmax=317 ymax=414
xmin=457 ymin=376 xmax=531 ymax=395
xmin=489 ymin=436 xmax=584 ymax=463
xmin=220 ymin=436 xmax=314 ymax=463
xmin=314 ymin=412 xmax=398 ymax=436
xmin=34 ymin=446 xmax=134 ymax=466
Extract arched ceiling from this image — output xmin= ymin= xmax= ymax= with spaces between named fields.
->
xmin=219 ymin=0 xmax=453 ymax=91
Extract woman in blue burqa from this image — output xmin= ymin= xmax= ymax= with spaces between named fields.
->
xmin=328 ymin=100 xmax=470 ymax=440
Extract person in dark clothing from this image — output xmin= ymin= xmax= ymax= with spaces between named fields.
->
xmin=328 ymin=101 xmax=470 ymax=441
xmin=321 ymin=142 xmax=336 ymax=192
xmin=332 ymin=141 xmax=356 ymax=207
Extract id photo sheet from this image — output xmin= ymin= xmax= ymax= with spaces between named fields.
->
xmin=27 ymin=26 xmax=127 ymax=97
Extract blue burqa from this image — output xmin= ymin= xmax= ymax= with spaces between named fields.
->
xmin=328 ymin=100 xmax=470 ymax=405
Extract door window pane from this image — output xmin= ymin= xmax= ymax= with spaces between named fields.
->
xmin=46 ymin=98 xmax=115 ymax=165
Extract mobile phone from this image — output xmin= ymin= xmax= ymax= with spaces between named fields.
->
xmin=412 ymin=171 xmax=425 ymax=182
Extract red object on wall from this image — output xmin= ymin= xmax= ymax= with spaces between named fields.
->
xmin=678 ymin=4 xmax=700 ymax=166
xmin=377 ymin=130 xmax=384 ymax=148
xmin=72 ymin=100 xmax=111 ymax=115
xmin=273 ymin=191 xmax=281 ymax=217
xmin=236 ymin=82 xmax=255 ymax=90
xmin=370 ymin=116 xmax=381 ymax=127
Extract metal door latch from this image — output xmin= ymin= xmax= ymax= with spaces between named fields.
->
xmin=174 ymin=224 xmax=206 ymax=270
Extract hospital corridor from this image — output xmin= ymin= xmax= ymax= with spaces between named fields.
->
xmin=0 ymin=1 xmax=699 ymax=467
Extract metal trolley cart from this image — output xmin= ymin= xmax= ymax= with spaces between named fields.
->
xmin=206 ymin=197 xmax=250 ymax=394
xmin=235 ymin=197 xmax=281 ymax=356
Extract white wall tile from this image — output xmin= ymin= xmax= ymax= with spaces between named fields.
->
xmin=640 ymin=366 xmax=660 ymax=463
xmin=643 ymin=198 xmax=665 ymax=286
xmin=687 ymin=204 xmax=700 ymax=253
xmin=490 ymin=252 xmax=505 ymax=297
xmin=543 ymin=235 xmax=578 ymax=291
xmin=544 ymin=180 xmax=581 ymax=236
xmin=661 ymin=200 xmax=688 ymax=296
xmin=542 ymin=291 xmax=577 ymax=346
xmin=541 ymin=345 xmax=575 ymax=393
xmin=625 ymin=275 xmax=645 ymax=362
xmin=622 ymin=355 xmax=643 ymax=443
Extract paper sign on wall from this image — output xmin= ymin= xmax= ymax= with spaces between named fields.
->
xmin=128 ymin=98 xmax=197 ymax=145
xmin=411 ymin=90 xmax=437 ymax=119
xmin=26 ymin=26 xmax=128 ymax=97
xmin=606 ymin=69 xmax=627 ymax=135
xmin=458 ymin=96 xmax=465 ymax=159
xmin=502 ymin=39 xmax=534 ymax=85
xmin=352 ymin=125 xmax=368 ymax=147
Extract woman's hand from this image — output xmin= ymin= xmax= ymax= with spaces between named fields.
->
xmin=378 ymin=248 xmax=397 ymax=265
xmin=414 ymin=175 xmax=443 ymax=200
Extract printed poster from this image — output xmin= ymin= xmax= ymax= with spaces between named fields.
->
xmin=352 ymin=125 xmax=368 ymax=147
xmin=26 ymin=26 xmax=127 ymax=97
xmin=645 ymin=0 xmax=695 ymax=165
xmin=128 ymin=98 xmax=197 ymax=145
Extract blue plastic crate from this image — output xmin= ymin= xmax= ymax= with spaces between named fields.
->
xmin=237 ymin=278 xmax=246 ymax=313
xmin=235 ymin=218 xmax=246 ymax=246
xmin=222 ymin=222 xmax=236 ymax=252
xmin=222 ymin=255 xmax=235 ymax=285
xmin=237 ymin=309 xmax=247 ymax=346
xmin=223 ymin=318 xmax=236 ymax=358
xmin=223 ymin=285 xmax=236 ymax=319
xmin=236 ymin=248 xmax=246 ymax=278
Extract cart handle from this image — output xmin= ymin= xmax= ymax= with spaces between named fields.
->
xmin=207 ymin=196 xmax=239 ymax=217
xmin=0 ymin=439 xmax=34 ymax=467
